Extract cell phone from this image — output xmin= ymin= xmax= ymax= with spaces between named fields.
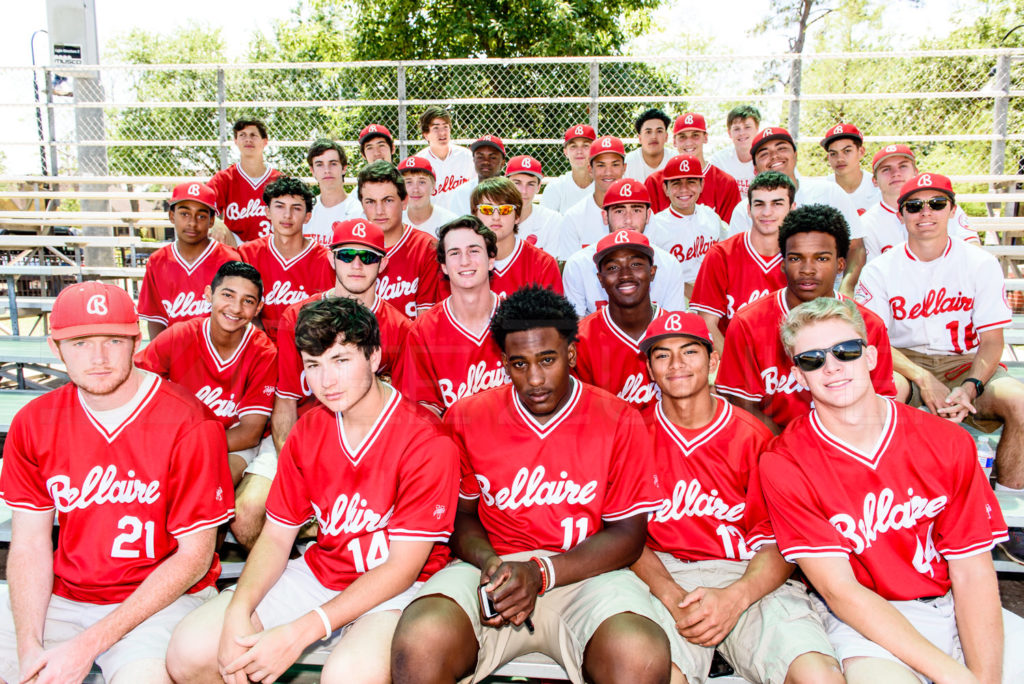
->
xmin=479 ymin=584 xmax=499 ymax=619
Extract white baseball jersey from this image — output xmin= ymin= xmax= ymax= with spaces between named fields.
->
xmin=826 ymin=170 xmax=880 ymax=216
xmin=560 ymin=195 xmax=608 ymax=258
xmin=540 ymin=172 xmax=594 ymax=215
xmin=305 ymin=194 xmax=364 ymax=247
xmin=861 ymin=200 xmax=979 ymax=262
xmin=646 ymin=204 xmax=724 ymax=284
xmin=855 ymin=237 xmax=1012 ymax=355
xmin=414 ymin=145 xmax=476 ymax=212
xmin=707 ymin=146 xmax=755 ymax=200
xmin=443 ymin=178 xmax=476 ymax=216
xmin=517 ymin=204 xmax=565 ymax=256
xmin=728 ymin=175 xmax=865 ymax=239
xmin=405 ymin=204 xmax=458 ymax=239
xmin=624 ymin=147 xmax=669 ymax=183
xmin=562 ymin=243 xmax=687 ymax=317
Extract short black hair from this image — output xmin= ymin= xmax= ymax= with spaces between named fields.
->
xmin=263 ymin=176 xmax=314 ymax=212
xmin=357 ymin=161 xmax=407 ymax=201
xmin=419 ymin=106 xmax=451 ymax=134
xmin=233 ymin=118 xmax=268 ymax=139
xmin=306 ymin=138 xmax=348 ymax=169
xmin=490 ymin=285 xmax=579 ymax=351
xmin=726 ymin=105 xmax=761 ymax=128
xmin=295 ymin=297 xmax=380 ymax=360
xmin=436 ymin=216 xmax=498 ymax=266
xmin=748 ymin=171 xmax=796 ymax=204
xmin=634 ymin=108 xmax=671 ymax=135
xmin=778 ymin=203 xmax=850 ymax=259
xmin=211 ymin=260 xmax=263 ymax=300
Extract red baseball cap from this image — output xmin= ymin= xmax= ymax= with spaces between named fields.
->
xmin=169 ymin=181 xmax=218 ymax=214
xmin=50 ymin=281 xmax=140 ymax=341
xmin=330 ymin=219 xmax=386 ymax=253
xmin=358 ymin=124 xmax=393 ymax=146
xmin=871 ymin=143 xmax=915 ymax=171
xmin=750 ymin=127 xmax=795 ymax=158
xmin=673 ymin=113 xmax=707 ymax=134
xmin=470 ymin=135 xmax=506 ymax=157
xmin=820 ymin=122 xmax=864 ymax=149
xmin=639 ymin=311 xmax=713 ymax=355
xmin=662 ymin=154 xmax=704 ymax=180
xmin=564 ymin=123 xmax=597 ymax=144
xmin=593 ymin=229 xmax=654 ymax=267
xmin=602 ymin=178 xmax=650 ymax=208
xmin=897 ymin=172 xmax=955 ymax=208
xmin=398 ymin=156 xmax=435 ymax=178
xmin=505 ymin=155 xmax=543 ymax=178
xmin=589 ymin=135 xmax=626 ymax=161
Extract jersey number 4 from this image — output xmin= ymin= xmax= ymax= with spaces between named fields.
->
xmin=111 ymin=516 xmax=156 ymax=559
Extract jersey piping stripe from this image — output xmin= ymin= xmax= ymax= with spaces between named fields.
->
xmin=334 ymin=386 xmax=401 ymax=467
xmin=78 ymin=376 xmax=163 ymax=444
xmin=441 ymin=295 xmax=498 ymax=346
xmin=808 ymin=398 xmax=897 ymax=470
xmin=975 ymin=319 xmax=1013 ymax=333
xmin=599 ymin=305 xmax=661 ymax=352
xmin=202 ymin=318 xmax=255 ymax=372
xmin=742 ymin=232 xmax=783 ymax=274
xmin=783 ymin=550 xmax=850 ymax=560
xmin=238 ymin=406 xmax=273 ymax=417
xmin=688 ymin=302 xmax=725 ymax=318
xmin=385 ymin=224 xmax=417 ymax=257
xmin=511 ymin=377 xmax=582 ymax=440
xmin=268 ymin=235 xmax=321 ymax=270
xmin=603 ymin=499 xmax=664 ymax=521
xmin=390 ymin=532 xmax=451 ymax=542
xmin=1 ymin=498 xmax=55 ymax=512
xmin=171 ymin=240 xmax=220 ymax=276
xmin=171 ymin=510 xmax=234 ymax=537
xmin=655 ymin=397 xmax=733 ymax=457
xmin=236 ymin=164 xmax=275 ymax=191
xmin=939 ymin=536 xmax=1006 ymax=559
xmin=265 ymin=510 xmax=308 ymax=529
xmin=714 ymin=385 xmax=763 ymax=401
xmin=491 ymin=238 xmax=524 ymax=278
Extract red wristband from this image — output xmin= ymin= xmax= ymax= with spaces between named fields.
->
xmin=529 ymin=556 xmax=548 ymax=595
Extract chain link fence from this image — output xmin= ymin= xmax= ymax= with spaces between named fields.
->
xmin=0 ymin=50 xmax=1022 ymax=185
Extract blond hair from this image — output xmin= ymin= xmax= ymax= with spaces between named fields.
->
xmin=780 ymin=297 xmax=867 ymax=356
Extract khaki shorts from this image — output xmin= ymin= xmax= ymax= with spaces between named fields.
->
xmin=242 ymin=434 xmax=279 ymax=480
xmin=900 ymin=348 xmax=1010 ymax=432
xmin=0 ymin=583 xmax=217 ymax=683
xmin=414 ymin=551 xmax=687 ymax=684
xmin=657 ymin=554 xmax=834 ymax=684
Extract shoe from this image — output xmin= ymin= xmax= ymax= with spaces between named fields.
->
xmin=999 ymin=528 xmax=1024 ymax=565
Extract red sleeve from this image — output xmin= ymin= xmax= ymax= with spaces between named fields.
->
xmin=573 ymin=330 xmax=596 ymax=385
xmin=398 ymin=323 xmax=444 ymax=413
xmin=759 ymin=446 xmax=851 ymax=560
xmin=689 ymin=246 xmax=728 ymax=318
xmin=645 ymin=173 xmax=669 ymax=214
xmin=715 ymin=173 xmax=740 ymax=223
xmin=264 ymin=431 xmax=314 ymax=527
xmin=237 ymin=343 xmax=277 ymax=418
xmin=934 ymin=429 xmax=1009 ymax=559
xmin=865 ymin=313 xmax=897 ymax=399
xmin=0 ymin=408 xmax=53 ymax=511
xmin=165 ymin=418 xmax=234 ymax=536
xmin=380 ymin=313 xmax=413 ymax=388
xmin=602 ymin=405 xmax=664 ymax=521
xmin=443 ymin=405 xmax=480 ymax=500
xmin=207 ymin=168 xmax=230 ymax=213
xmin=275 ymin=305 xmax=304 ymax=399
xmin=740 ymin=422 xmax=775 ymax=550
xmin=416 ymin=256 xmax=444 ymax=315
xmin=388 ymin=429 xmax=460 ymax=543
xmin=132 ymin=326 xmax=175 ymax=378
xmin=715 ymin=314 xmax=764 ymax=402
xmin=540 ymin=254 xmax=564 ymax=295
xmin=137 ymin=260 xmax=167 ymax=324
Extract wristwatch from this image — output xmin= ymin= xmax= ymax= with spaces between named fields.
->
xmin=962 ymin=377 xmax=985 ymax=397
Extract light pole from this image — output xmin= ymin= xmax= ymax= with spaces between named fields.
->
xmin=30 ymin=29 xmax=48 ymax=178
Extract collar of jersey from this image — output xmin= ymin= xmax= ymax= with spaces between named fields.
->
xmin=335 ymin=384 xmax=401 ymax=467
xmin=492 ymin=238 xmax=523 ymax=277
xmin=511 ymin=376 xmax=582 ymax=439
xmin=601 ymin=304 xmax=661 ymax=352
xmin=904 ymin=237 xmax=952 ymax=262
xmin=78 ymin=373 xmax=163 ymax=444
xmin=202 ymin=317 xmax=254 ymax=371
xmin=442 ymin=294 xmax=498 ymax=346
xmin=171 ymin=239 xmax=218 ymax=275
xmin=236 ymin=163 xmax=274 ymax=190
xmin=655 ymin=395 xmax=732 ymax=456
xmin=809 ymin=397 xmax=897 ymax=470
xmin=269 ymin=236 xmax=318 ymax=270
xmin=742 ymin=231 xmax=783 ymax=272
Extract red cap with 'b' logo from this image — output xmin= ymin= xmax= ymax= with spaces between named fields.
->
xmin=673 ymin=113 xmax=707 ymax=134
xmin=602 ymin=178 xmax=650 ymax=208
xmin=820 ymin=122 xmax=864 ymax=149
xmin=593 ymin=229 xmax=654 ymax=267
xmin=398 ymin=156 xmax=435 ymax=178
xmin=639 ymin=311 xmax=713 ymax=355
xmin=662 ymin=154 xmax=704 ymax=180
xmin=506 ymin=155 xmax=543 ymax=178
xmin=330 ymin=219 xmax=386 ymax=253
xmin=169 ymin=181 xmax=218 ymax=214
xmin=589 ymin=135 xmax=626 ymax=161
xmin=564 ymin=124 xmax=597 ymax=144
xmin=50 ymin=281 xmax=140 ymax=341
xmin=897 ymin=172 xmax=956 ymax=209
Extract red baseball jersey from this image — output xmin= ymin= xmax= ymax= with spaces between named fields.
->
xmin=137 ymin=241 xmax=241 ymax=328
xmin=276 ymin=292 xmax=413 ymax=413
xmin=646 ymin=163 xmax=740 ymax=222
xmin=645 ymin=397 xmax=775 ymax=562
xmin=689 ymin=231 xmax=786 ymax=335
xmin=0 ymin=376 xmax=233 ymax=604
xmin=491 ymin=238 xmax=564 ymax=301
xmin=237 ymin=236 xmax=333 ymax=343
xmin=134 ymin=317 xmax=277 ymax=431
xmin=377 ymin=226 xmax=446 ymax=319
xmin=760 ymin=400 xmax=1007 ymax=600
xmin=717 ymin=290 xmax=897 ymax=427
xmin=401 ymin=296 xmax=509 ymax=413
xmin=575 ymin=306 xmax=667 ymax=409
xmin=207 ymin=164 xmax=281 ymax=242
xmin=451 ymin=381 xmax=663 ymax=555
xmin=265 ymin=390 xmax=459 ymax=590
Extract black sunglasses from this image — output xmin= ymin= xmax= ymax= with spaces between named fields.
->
xmin=902 ymin=197 xmax=950 ymax=214
xmin=333 ymin=248 xmax=383 ymax=265
xmin=792 ymin=338 xmax=866 ymax=372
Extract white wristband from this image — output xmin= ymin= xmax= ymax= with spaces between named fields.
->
xmin=541 ymin=556 xmax=556 ymax=590
xmin=312 ymin=606 xmax=332 ymax=641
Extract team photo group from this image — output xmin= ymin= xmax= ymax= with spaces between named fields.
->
xmin=3 ymin=101 xmax=1024 ymax=684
